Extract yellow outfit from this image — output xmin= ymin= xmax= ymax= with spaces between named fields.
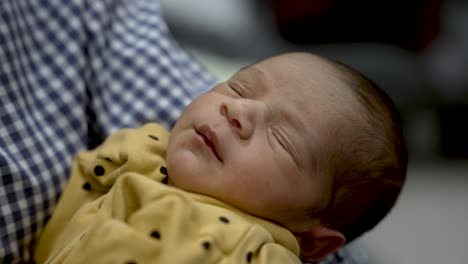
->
xmin=34 ymin=123 xmax=302 ymax=264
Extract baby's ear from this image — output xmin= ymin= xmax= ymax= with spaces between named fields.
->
xmin=296 ymin=225 xmax=345 ymax=262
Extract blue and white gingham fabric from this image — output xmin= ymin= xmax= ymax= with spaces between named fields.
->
xmin=0 ymin=1 xmax=367 ymax=263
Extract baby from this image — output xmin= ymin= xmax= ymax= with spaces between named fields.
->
xmin=34 ymin=52 xmax=407 ymax=263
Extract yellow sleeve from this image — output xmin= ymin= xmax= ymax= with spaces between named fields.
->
xmin=34 ymin=123 xmax=170 ymax=263
xmin=81 ymin=123 xmax=170 ymax=193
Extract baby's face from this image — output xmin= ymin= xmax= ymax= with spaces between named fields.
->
xmin=166 ymin=53 xmax=353 ymax=232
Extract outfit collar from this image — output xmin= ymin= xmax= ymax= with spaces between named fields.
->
xmin=188 ymin=192 xmax=301 ymax=256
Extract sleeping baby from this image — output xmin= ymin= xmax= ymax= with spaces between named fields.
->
xmin=34 ymin=52 xmax=407 ymax=263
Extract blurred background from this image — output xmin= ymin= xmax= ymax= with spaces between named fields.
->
xmin=160 ymin=0 xmax=467 ymax=263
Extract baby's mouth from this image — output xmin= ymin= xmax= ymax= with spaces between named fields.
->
xmin=196 ymin=129 xmax=223 ymax=162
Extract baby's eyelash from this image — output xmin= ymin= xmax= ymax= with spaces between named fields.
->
xmin=271 ymin=128 xmax=288 ymax=152
xmin=271 ymin=127 xmax=302 ymax=170
xmin=228 ymin=83 xmax=244 ymax=97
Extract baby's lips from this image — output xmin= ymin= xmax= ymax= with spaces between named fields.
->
xmin=197 ymin=124 xmax=223 ymax=162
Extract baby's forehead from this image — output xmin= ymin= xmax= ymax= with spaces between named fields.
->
xmin=254 ymin=54 xmax=344 ymax=89
xmin=234 ymin=53 xmax=359 ymax=116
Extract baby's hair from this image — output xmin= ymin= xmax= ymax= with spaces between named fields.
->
xmin=313 ymin=57 xmax=408 ymax=243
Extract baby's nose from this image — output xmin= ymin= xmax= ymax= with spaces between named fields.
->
xmin=221 ymin=100 xmax=254 ymax=140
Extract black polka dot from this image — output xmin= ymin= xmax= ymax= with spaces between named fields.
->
xmin=159 ymin=166 xmax=167 ymax=176
xmin=219 ymin=216 xmax=230 ymax=224
xmin=162 ymin=176 xmax=169 ymax=184
xmin=94 ymin=165 xmax=105 ymax=176
xmin=246 ymin=252 xmax=253 ymax=262
xmin=148 ymin=135 xmax=159 ymax=141
xmin=125 ymin=261 xmax=137 ymax=264
xmin=82 ymin=182 xmax=91 ymax=191
xmin=150 ymin=230 xmax=161 ymax=239
xmin=202 ymin=241 xmax=211 ymax=251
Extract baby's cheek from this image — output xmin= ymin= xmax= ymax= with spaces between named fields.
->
xmin=167 ymin=149 xmax=197 ymax=181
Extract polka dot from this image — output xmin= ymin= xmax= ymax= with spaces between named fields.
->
xmin=94 ymin=165 xmax=105 ymax=176
xmin=148 ymin=135 xmax=159 ymax=141
xmin=82 ymin=182 xmax=91 ymax=191
xmin=202 ymin=241 xmax=211 ymax=251
xmin=125 ymin=261 xmax=137 ymax=264
xmin=219 ymin=216 xmax=230 ymax=224
xmin=246 ymin=252 xmax=253 ymax=262
xmin=159 ymin=166 xmax=167 ymax=175
xmin=162 ymin=176 xmax=168 ymax=184
xmin=150 ymin=230 xmax=161 ymax=239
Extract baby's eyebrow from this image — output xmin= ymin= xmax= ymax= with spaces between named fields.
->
xmin=236 ymin=65 xmax=267 ymax=79
xmin=238 ymin=67 xmax=272 ymax=95
xmin=235 ymin=64 xmax=254 ymax=75
xmin=238 ymin=65 xmax=251 ymax=73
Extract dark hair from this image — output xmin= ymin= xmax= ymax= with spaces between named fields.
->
xmin=316 ymin=58 xmax=408 ymax=243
